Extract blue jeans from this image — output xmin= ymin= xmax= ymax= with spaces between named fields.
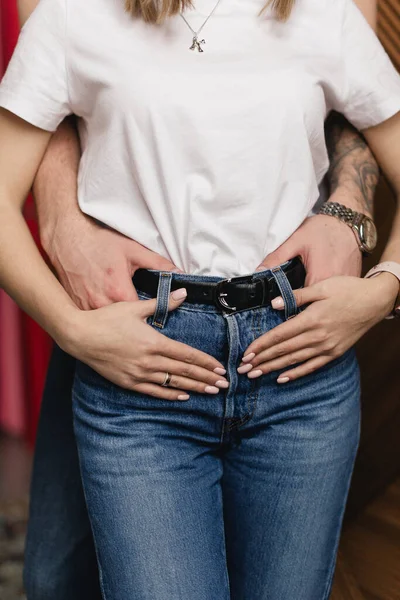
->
xmin=23 ymin=346 xmax=102 ymax=600
xmin=72 ymin=262 xmax=361 ymax=600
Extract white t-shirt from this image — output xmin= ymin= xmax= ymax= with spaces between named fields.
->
xmin=1 ymin=0 xmax=400 ymax=277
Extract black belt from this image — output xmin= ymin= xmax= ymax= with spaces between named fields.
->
xmin=133 ymin=256 xmax=306 ymax=314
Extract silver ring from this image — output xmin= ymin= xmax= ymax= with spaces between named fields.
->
xmin=162 ymin=372 xmax=172 ymax=387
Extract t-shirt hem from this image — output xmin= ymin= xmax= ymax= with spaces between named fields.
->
xmin=0 ymin=89 xmax=60 ymax=132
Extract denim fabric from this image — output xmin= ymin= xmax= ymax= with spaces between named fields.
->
xmin=270 ymin=265 xmax=299 ymax=319
xmin=152 ymin=271 xmax=173 ymax=328
xmin=72 ymin=260 xmax=361 ymax=600
xmin=23 ymin=345 xmax=102 ymax=600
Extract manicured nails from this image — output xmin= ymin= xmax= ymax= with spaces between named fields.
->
xmin=178 ymin=394 xmax=190 ymax=400
xmin=215 ymin=380 xmax=229 ymax=389
xmin=214 ymin=367 xmax=227 ymax=375
xmin=205 ymin=385 xmax=220 ymax=394
xmin=271 ymin=296 xmax=284 ymax=309
xmin=237 ymin=363 xmax=253 ymax=374
xmin=248 ymin=369 xmax=263 ymax=379
xmin=242 ymin=352 xmax=255 ymax=363
xmin=171 ymin=288 xmax=187 ymax=300
xmin=277 ymin=376 xmax=290 ymax=384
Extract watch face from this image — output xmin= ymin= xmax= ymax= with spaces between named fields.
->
xmin=359 ymin=217 xmax=378 ymax=252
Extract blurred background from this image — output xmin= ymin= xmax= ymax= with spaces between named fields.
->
xmin=0 ymin=1 xmax=400 ymax=599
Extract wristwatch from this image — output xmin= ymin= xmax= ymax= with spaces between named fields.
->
xmin=364 ymin=261 xmax=400 ymax=319
xmin=318 ymin=202 xmax=378 ymax=255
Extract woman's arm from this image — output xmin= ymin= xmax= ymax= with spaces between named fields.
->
xmin=364 ymin=114 xmax=400 ymax=262
xmin=0 ymin=109 xmax=228 ymax=398
xmin=240 ymin=113 xmax=400 ymax=383
xmin=17 ymin=0 xmax=38 ymax=26
xmin=354 ymin=0 xmax=377 ymax=28
xmin=17 ymin=0 xmax=179 ymax=312
xmin=0 ymin=110 xmax=78 ymax=337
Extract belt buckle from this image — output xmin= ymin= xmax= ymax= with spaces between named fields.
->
xmin=215 ymin=274 xmax=255 ymax=313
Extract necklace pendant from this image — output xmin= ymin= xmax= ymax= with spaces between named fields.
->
xmin=190 ymin=36 xmax=205 ymax=52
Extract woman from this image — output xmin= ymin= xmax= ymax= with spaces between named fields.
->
xmin=0 ymin=0 xmax=400 ymax=598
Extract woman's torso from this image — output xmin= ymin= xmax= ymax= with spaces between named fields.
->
xmin=68 ymin=0 xmax=344 ymax=276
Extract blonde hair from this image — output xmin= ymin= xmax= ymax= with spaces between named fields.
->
xmin=125 ymin=0 xmax=295 ymax=23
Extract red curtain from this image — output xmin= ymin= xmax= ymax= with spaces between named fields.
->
xmin=0 ymin=0 xmax=52 ymax=445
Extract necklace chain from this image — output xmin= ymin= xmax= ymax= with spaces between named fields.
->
xmin=180 ymin=0 xmax=222 ymax=52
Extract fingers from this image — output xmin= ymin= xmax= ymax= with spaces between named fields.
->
xmin=271 ymin=284 xmax=326 ymax=311
xmin=150 ymin=356 xmax=229 ymax=390
xmin=146 ymin=356 xmax=229 ymax=393
xmin=158 ymin=337 xmax=226 ymax=374
xmin=131 ymin=382 xmax=191 ymax=402
xmin=136 ymin=288 xmax=188 ymax=318
xmin=242 ymin=332 xmax=320 ymax=370
xmin=255 ymin=243 xmax=297 ymax=272
xmin=276 ymin=355 xmax=331 ymax=383
xmin=129 ymin=245 xmax=184 ymax=273
xmin=242 ymin=311 xmax=311 ymax=359
xmin=150 ymin=372 xmax=227 ymax=395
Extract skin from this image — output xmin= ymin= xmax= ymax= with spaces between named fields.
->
xmin=240 ymin=112 xmax=400 ymax=381
xmin=9 ymin=0 xmax=396 ymax=396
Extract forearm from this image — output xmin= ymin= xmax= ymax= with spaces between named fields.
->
xmin=17 ymin=0 xmax=39 ymax=26
xmin=0 ymin=199 xmax=78 ymax=343
xmin=33 ymin=116 xmax=83 ymax=253
xmin=324 ymin=111 xmax=379 ymax=218
xmin=381 ymin=197 xmax=400 ymax=263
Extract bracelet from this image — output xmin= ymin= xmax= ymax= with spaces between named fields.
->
xmin=364 ymin=261 xmax=400 ymax=319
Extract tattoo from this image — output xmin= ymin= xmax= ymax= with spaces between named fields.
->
xmin=325 ymin=111 xmax=380 ymax=216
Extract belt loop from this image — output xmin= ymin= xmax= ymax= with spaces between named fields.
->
xmin=152 ymin=272 xmax=173 ymax=329
xmin=270 ymin=266 xmax=298 ymax=320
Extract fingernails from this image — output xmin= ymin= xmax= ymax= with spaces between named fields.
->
xmin=248 ymin=369 xmax=263 ymax=379
xmin=214 ymin=367 xmax=227 ymax=375
xmin=242 ymin=353 xmax=255 ymax=363
xmin=171 ymin=288 xmax=187 ymax=300
xmin=215 ymin=380 xmax=229 ymax=388
xmin=277 ymin=376 xmax=290 ymax=384
xmin=271 ymin=296 xmax=284 ymax=309
xmin=178 ymin=394 xmax=190 ymax=400
xmin=237 ymin=363 xmax=253 ymax=374
xmin=205 ymin=385 xmax=219 ymax=394
xmin=256 ymin=266 xmax=266 ymax=272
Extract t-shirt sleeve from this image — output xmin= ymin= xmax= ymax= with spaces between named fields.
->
xmin=332 ymin=0 xmax=400 ymax=130
xmin=0 ymin=0 xmax=71 ymax=132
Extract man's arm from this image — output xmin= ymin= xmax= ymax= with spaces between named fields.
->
xmin=324 ymin=112 xmax=379 ymax=218
xmin=324 ymin=0 xmax=379 ymax=217
xmin=257 ymin=0 xmax=379 ymax=283
xmin=17 ymin=0 xmax=179 ymax=311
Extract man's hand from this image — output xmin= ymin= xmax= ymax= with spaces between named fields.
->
xmin=32 ymin=118 xmax=181 ymax=310
xmin=44 ymin=214 xmax=181 ymax=310
xmin=255 ymin=213 xmax=362 ymax=285
xmin=256 ymin=110 xmax=379 ymax=284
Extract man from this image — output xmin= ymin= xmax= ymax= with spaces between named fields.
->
xmin=16 ymin=0 xmax=379 ymax=597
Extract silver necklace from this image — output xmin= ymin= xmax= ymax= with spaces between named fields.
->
xmin=180 ymin=0 xmax=222 ymax=53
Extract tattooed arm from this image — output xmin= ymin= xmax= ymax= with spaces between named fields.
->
xmin=325 ymin=111 xmax=379 ymax=218
xmin=256 ymin=115 xmax=378 ymax=282
xmin=256 ymin=116 xmax=379 ymax=282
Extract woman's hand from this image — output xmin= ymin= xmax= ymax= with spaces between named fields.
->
xmin=238 ymin=273 xmax=399 ymax=383
xmin=59 ymin=289 xmax=229 ymax=401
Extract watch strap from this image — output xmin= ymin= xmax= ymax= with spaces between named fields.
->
xmin=318 ymin=202 xmax=372 ymax=255
xmin=364 ymin=261 xmax=400 ymax=319
xmin=318 ymin=201 xmax=360 ymax=224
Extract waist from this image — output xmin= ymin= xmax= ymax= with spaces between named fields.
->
xmin=133 ymin=257 xmax=306 ymax=314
